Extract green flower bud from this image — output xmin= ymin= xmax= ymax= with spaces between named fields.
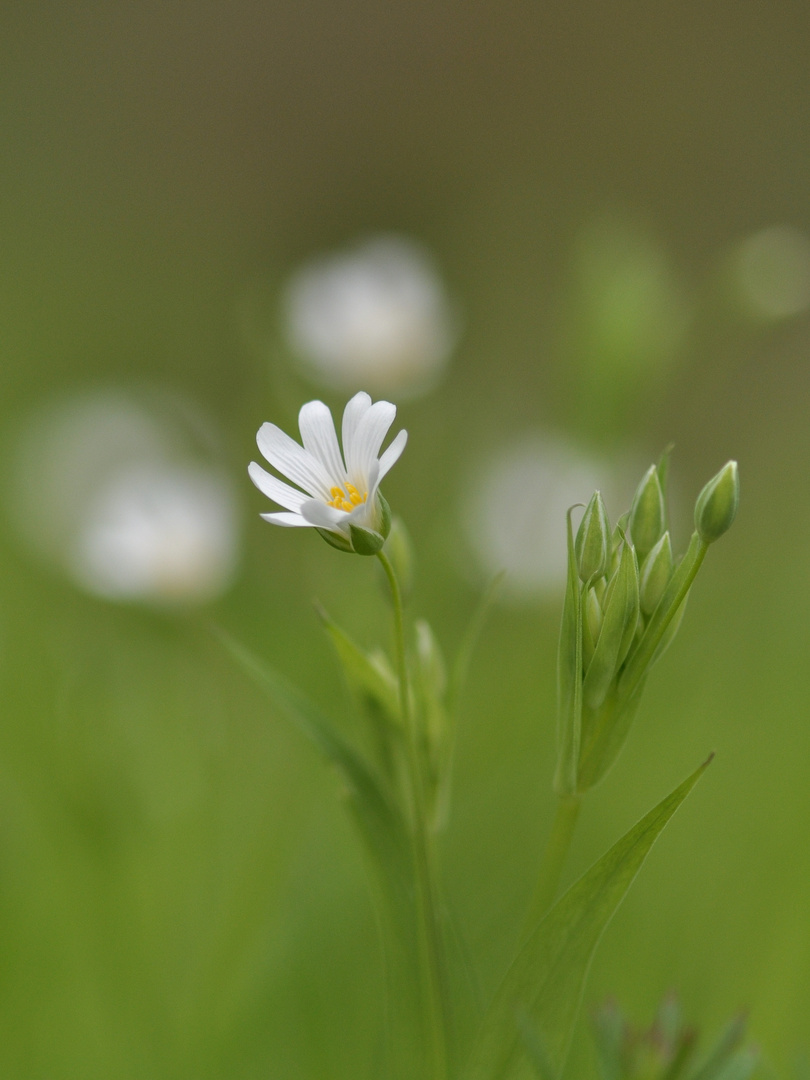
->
xmin=582 ymin=586 xmax=603 ymax=671
xmin=629 ymin=465 xmax=666 ymax=560
xmin=694 ymin=461 xmax=740 ymax=544
xmin=639 ymin=531 xmax=673 ymax=617
xmin=575 ymin=491 xmax=610 ymax=582
xmin=582 ymin=541 xmax=640 ymax=710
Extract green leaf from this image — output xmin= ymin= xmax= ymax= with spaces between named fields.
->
xmin=316 ymin=604 xmax=400 ymax=723
xmin=518 ymin=1015 xmax=557 ymax=1080
xmin=554 ymin=508 xmax=583 ymax=796
xmin=447 ymin=572 xmax=505 ymax=721
xmin=213 ymin=626 xmax=410 ymax=884
xmin=465 ymin=756 xmax=712 ymax=1080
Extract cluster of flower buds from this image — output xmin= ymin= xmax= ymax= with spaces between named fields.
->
xmin=555 ymin=454 xmax=739 ymax=795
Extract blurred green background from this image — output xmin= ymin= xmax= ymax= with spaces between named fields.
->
xmin=1 ymin=3 xmax=809 ymax=1076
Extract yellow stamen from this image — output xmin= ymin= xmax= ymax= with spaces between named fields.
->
xmin=326 ymin=483 xmax=368 ymax=513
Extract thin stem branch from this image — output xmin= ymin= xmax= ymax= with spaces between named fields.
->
xmin=377 ymin=550 xmax=450 ymax=1080
xmin=523 ymin=794 xmax=582 ymax=938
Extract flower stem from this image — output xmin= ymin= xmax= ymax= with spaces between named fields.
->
xmin=523 ymin=794 xmax=581 ymax=938
xmin=377 ymin=550 xmax=450 ymax=1080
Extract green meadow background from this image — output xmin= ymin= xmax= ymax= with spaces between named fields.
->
xmin=1 ymin=3 xmax=809 ymax=1076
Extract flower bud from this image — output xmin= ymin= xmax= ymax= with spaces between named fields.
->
xmin=575 ymin=491 xmax=610 ymax=582
xmin=629 ymin=465 xmax=666 ymax=560
xmin=694 ymin=461 xmax=739 ymax=544
xmin=639 ymin=531 xmax=673 ymax=617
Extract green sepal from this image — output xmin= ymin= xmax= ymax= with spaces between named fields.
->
xmin=629 ymin=464 xmax=666 ymax=560
xmin=582 ymin=587 xmax=603 ymax=672
xmin=316 ymin=604 xmax=400 ymax=722
xmin=349 ymin=523 xmax=385 ymax=556
xmin=639 ymin=531 xmax=673 ymax=617
xmin=618 ymin=531 xmax=707 ymax=699
xmin=582 ymin=540 xmax=639 ymax=711
xmin=376 ymin=491 xmax=393 ymax=539
xmin=316 ymin=527 xmax=354 ymax=553
xmin=554 ymin=508 xmax=583 ymax=797
xmin=466 ymin=756 xmax=712 ymax=1080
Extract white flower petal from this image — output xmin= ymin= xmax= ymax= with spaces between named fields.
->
xmin=347 ymin=400 xmax=396 ymax=483
xmin=300 ymin=499 xmax=347 ymax=531
xmin=260 ymin=510 xmax=314 ymax=527
xmin=248 ymin=461 xmax=307 ymax=511
xmin=256 ymin=422 xmax=332 ymax=499
xmin=378 ymin=428 xmax=408 ymax=481
xmin=347 ymin=461 xmax=381 ymax=529
xmin=298 ymin=400 xmax=346 ymax=483
xmin=342 ymin=392 xmax=372 ymax=475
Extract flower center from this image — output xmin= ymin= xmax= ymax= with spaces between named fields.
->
xmin=327 ymin=483 xmax=367 ymax=513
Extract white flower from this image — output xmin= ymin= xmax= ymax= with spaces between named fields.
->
xmin=462 ymin=434 xmax=625 ymax=602
xmin=249 ymin=391 xmax=407 ymax=551
xmin=9 ymin=389 xmax=241 ymax=604
xmin=282 ymin=236 xmax=458 ymax=398
xmin=69 ymin=463 xmax=238 ymax=602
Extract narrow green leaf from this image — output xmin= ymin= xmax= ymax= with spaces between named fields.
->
xmin=316 ymin=604 xmax=401 ymax=722
xmin=448 ymin=572 xmax=505 ymax=721
xmin=518 ymin=1015 xmax=557 ymax=1080
xmin=213 ymin=626 xmax=410 ymax=884
xmin=466 ymin=756 xmax=712 ymax=1080
xmin=554 ymin=508 xmax=583 ymax=796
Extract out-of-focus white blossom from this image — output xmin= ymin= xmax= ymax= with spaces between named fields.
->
xmin=282 ymin=236 xmax=458 ymax=397
xmin=733 ymin=226 xmax=810 ymax=320
xmin=9 ymin=390 xmax=240 ymax=604
xmin=69 ymin=463 xmax=237 ymax=601
xmin=462 ymin=435 xmax=623 ymax=602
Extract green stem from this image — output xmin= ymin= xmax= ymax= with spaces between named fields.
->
xmin=377 ymin=550 xmax=450 ymax=1080
xmin=523 ymin=794 xmax=582 ymax=937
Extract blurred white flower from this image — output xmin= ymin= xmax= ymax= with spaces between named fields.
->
xmin=733 ymin=225 xmax=810 ymax=319
xmin=282 ymin=235 xmax=458 ymax=397
xmin=9 ymin=390 xmax=240 ymax=604
xmin=462 ymin=435 xmax=623 ymax=602
xmin=69 ymin=464 xmax=237 ymax=601
xmin=249 ymin=391 xmax=406 ymax=546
